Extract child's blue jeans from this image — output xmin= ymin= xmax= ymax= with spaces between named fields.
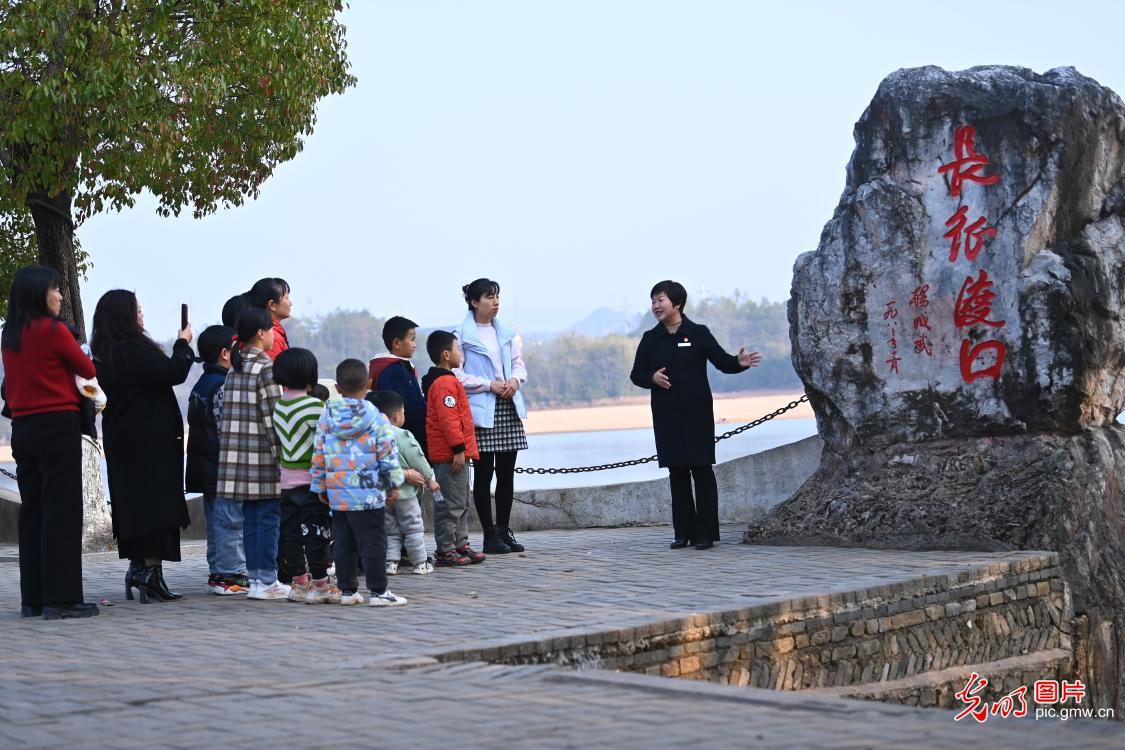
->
xmin=242 ymin=498 xmax=281 ymax=584
xmin=208 ymin=495 xmax=248 ymax=577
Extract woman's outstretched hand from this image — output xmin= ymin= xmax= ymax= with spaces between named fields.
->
xmin=738 ymin=348 xmax=761 ymax=368
xmin=652 ymin=367 xmax=672 ymax=390
xmin=178 ymin=323 xmax=193 ymax=344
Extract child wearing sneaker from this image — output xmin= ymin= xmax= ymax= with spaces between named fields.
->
xmin=370 ymin=390 xmax=437 ymax=576
xmin=311 ymin=359 xmax=408 ymax=607
xmin=185 ymin=324 xmax=251 ymax=595
xmin=420 ymin=331 xmax=485 ymax=568
xmin=272 ymin=348 xmax=339 ymax=604
xmin=217 ymin=309 xmax=289 ymax=601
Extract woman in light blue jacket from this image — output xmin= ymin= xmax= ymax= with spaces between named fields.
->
xmin=454 ymin=278 xmax=528 ymax=555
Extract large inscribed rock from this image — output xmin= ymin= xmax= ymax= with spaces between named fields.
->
xmin=748 ymin=66 xmax=1125 ymax=714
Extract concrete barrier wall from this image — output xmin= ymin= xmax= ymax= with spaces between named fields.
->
xmin=0 ymin=436 xmax=824 ymax=542
xmin=500 ymin=435 xmax=824 ymax=532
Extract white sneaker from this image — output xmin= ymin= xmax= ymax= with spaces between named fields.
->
xmin=411 ymin=562 xmax=434 ymax=575
xmin=370 ymin=589 xmax=408 ymax=607
xmin=339 ymin=591 xmax=365 ymax=606
xmin=386 ymin=561 xmax=399 ymax=576
xmin=247 ymin=580 xmax=291 ymax=601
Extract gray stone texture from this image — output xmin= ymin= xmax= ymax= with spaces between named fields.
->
xmin=751 ymin=65 xmax=1125 ymax=717
xmin=790 ymin=65 xmax=1125 ymax=449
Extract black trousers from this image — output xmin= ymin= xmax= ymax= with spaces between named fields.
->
xmin=279 ymin=485 xmax=331 ymax=579
xmin=11 ymin=411 xmax=85 ymax=607
xmin=332 ymin=508 xmax=387 ymax=596
xmin=668 ymin=465 xmax=720 ymax=544
xmin=473 ymin=451 xmax=517 ymax=530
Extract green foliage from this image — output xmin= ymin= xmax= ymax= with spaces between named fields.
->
xmin=521 ymin=296 xmax=801 ymax=408
xmin=286 ymin=309 xmax=387 ymax=379
xmin=521 ymin=334 xmax=640 ymax=407
xmin=0 ymin=1 xmax=356 ymax=220
xmin=681 ymin=292 xmax=801 ymax=395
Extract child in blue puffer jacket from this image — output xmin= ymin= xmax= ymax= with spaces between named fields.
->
xmin=310 ymin=359 xmax=407 ymax=607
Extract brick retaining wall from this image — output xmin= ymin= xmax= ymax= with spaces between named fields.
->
xmin=435 ymin=553 xmax=1069 ymax=696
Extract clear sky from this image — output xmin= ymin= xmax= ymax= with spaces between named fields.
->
xmin=76 ymin=0 xmax=1125 ymax=339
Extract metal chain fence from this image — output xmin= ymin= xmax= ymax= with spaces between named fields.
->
xmin=0 ymin=395 xmax=811 ymax=484
xmin=512 ymin=394 xmax=810 ymax=475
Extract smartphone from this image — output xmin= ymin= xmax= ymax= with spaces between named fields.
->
xmin=180 ymin=303 xmax=189 ymax=331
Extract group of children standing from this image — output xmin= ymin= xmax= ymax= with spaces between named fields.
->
xmin=185 ymin=296 xmax=504 ymax=608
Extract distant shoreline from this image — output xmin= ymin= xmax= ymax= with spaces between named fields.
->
xmin=524 ymin=390 xmax=812 ymax=436
xmin=0 ymin=390 xmax=813 ymax=462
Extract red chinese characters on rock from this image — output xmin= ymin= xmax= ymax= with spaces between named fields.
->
xmin=954 ymin=271 xmax=1005 ymax=329
xmin=944 ymin=205 xmax=997 ymax=262
xmin=909 ymin=284 xmax=933 ymax=357
xmin=884 ymin=300 xmax=901 ymax=374
xmin=938 ymin=124 xmax=1007 ymax=384
xmin=938 ymin=125 xmax=1000 ymax=197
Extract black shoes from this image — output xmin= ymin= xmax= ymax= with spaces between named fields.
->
xmin=670 ymin=538 xmax=693 ymax=549
xmin=42 ymin=602 xmax=99 ymax=620
xmin=20 ymin=605 xmax=43 ymax=618
xmin=124 ymin=561 xmax=144 ymax=601
xmin=694 ymin=540 xmax=714 ymax=550
xmin=482 ymin=529 xmax=512 ymax=555
xmin=498 ymin=527 xmax=525 ymax=553
xmin=136 ymin=566 xmax=183 ymax=603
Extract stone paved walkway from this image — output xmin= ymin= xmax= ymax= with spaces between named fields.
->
xmin=1 ymin=526 xmax=1122 ymax=748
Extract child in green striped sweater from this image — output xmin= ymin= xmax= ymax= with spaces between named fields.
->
xmin=273 ymin=348 xmax=339 ymax=605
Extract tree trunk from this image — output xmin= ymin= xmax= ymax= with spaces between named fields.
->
xmin=26 ymin=189 xmax=85 ymax=340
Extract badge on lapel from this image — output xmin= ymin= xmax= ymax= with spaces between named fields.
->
xmin=677 ymin=336 xmax=692 ymax=348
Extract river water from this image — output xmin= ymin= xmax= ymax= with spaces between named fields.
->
xmin=0 ymin=417 xmax=819 ymax=495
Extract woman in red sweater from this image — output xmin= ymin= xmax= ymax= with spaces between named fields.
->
xmin=1 ymin=266 xmax=99 ymax=620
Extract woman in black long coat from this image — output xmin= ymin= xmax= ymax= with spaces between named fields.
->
xmin=630 ymin=280 xmax=760 ymax=550
xmin=91 ymin=290 xmax=194 ymax=602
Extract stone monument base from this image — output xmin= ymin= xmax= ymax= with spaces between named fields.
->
xmin=745 ymin=426 xmax=1125 ymax=716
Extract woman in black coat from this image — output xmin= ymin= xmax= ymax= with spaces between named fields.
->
xmin=630 ymin=280 xmax=760 ymax=550
xmin=91 ymin=290 xmax=194 ymax=602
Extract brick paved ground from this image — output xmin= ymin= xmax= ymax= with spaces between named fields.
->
xmin=1 ymin=525 xmax=1122 ymax=749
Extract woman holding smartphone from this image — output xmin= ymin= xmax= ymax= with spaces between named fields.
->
xmin=91 ymin=290 xmax=195 ymax=603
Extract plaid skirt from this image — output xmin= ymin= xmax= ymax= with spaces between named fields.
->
xmin=475 ymin=398 xmax=528 ymax=453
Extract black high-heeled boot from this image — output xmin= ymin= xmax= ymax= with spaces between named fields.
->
xmin=154 ymin=567 xmax=183 ymax=601
xmin=125 ymin=561 xmax=144 ymax=601
xmin=136 ymin=566 xmax=178 ymax=603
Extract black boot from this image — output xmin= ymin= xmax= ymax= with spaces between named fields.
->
xmin=125 ymin=561 xmax=144 ymax=601
xmin=137 ymin=566 xmax=180 ymax=603
xmin=154 ymin=567 xmax=183 ymax=601
xmin=498 ymin=527 xmax=525 ymax=553
xmin=482 ymin=528 xmax=511 ymax=554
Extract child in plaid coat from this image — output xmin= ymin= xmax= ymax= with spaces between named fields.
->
xmin=216 ymin=308 xmax=287 ymax=601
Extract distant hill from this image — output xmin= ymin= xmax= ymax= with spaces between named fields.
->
xmin=566 ymin=307 xmax=643 ymax=337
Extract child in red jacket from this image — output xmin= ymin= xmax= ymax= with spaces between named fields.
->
xmin=421 ymin=331 xmax=485 ymax=567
